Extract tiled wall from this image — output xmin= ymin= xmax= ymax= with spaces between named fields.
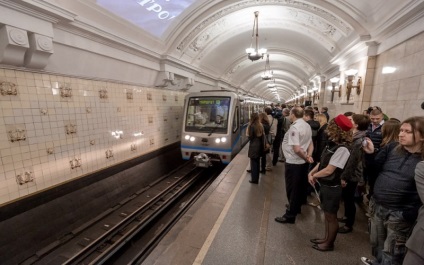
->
xmin=368 ymin=31 xmax=424 ymax=120
xmin=0 ymin=69 xmax=186 ymax=205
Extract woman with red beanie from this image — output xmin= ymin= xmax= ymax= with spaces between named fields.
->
xmin=308 ymin=114 xmax=353 ymax=251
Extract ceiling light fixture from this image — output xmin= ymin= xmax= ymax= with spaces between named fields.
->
xmin=267 ymin=79 xmax=276 ymax=88
xmin=245 ymin=11 xmax=267 ymax=61
xmin=261 ymin=54 xmax=273 ymax=80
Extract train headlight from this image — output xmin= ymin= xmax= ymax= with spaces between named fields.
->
xmin=221 ymin=137 xmax=227 ymax=143
xmin=215 ymin=138 xmax=221 ymax=144
xmin=184 ymin=135 xmax=190 ymax=140
xmin=190 ymin=136 xmax=195 ymax=142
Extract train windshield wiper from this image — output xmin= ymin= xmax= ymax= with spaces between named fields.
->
xmin=208 ymin=125 xmax=219 ymax=136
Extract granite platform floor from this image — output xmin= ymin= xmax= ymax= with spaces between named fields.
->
xmin=144 ymin=145 xmax=372 ymax=265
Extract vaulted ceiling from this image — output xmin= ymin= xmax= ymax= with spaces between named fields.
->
xmin=21 ymin=0 xmax=424 ymax=102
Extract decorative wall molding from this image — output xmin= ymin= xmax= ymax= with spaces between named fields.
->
xmin=65 ymin=123 xmax=77 ymax=135
xmin=24 ymin=33 xmax=53 ymax=68
xmin=99 ymin=89 xmax=108 ymax=99
xmin=16 ymin=171 xmax=34 ymax=185
xmin=177 ymin=0 xmax=352 ymax=53
xmin=0 ymin=25 xmax=29 ymax=66
xmin=126 ymin=90 xmax=133 ymax=100
xmin=59 ymin=83 xmax=72 ymax=98
xmin=70 ymin=157 xmax=82 ymax=169
xmin=155 ymin=71 xmax=194 ymax=90
xmin=0 ymin=81 xmax=18 ymax=96
xmin=7 ymin=126 xmax=26 ymax=142
xmin=105 ymin=149 xmax=114 ymax=159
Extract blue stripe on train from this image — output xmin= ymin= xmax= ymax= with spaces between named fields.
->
xmin=181 ymin=145 xmax=232 ymax=153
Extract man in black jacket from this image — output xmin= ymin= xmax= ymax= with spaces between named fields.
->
xmin=321 ymin=106 xmax=330 ymax=122
xmin=272 ymin=107 xmax=283 ymax=165
xmin=304 ymin=110 xmax=320 ymax=168
xmin=364 ymin=108 xmax=384 ymax=199
xmin=361 ymin=116 xmax=424 ymax=265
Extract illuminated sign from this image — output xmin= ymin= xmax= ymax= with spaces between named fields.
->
xmin=96 ymin=0 xmax=197 ymax=38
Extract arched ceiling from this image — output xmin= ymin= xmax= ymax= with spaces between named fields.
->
xmin=25 ymin=0 xmax=424 ymax=102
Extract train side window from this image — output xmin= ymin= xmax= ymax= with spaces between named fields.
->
xmin=233 ymin=106 xmax=239 ymax=133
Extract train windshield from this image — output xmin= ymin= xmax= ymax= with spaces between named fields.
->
xmin=185 ymin=96 xmax=231 ymax=134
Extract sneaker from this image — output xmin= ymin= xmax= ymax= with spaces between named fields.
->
xmin=361 ymin=257 xmax=373 ymax=265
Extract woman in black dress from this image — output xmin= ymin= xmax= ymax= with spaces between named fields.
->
xmin=247 ymin=113 xmax=264 ymax=183
xmin=308 ymin=114 xmax=353 ymax=251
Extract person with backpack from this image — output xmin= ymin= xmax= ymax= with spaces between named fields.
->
xmin=338 ymin=114 xmax=373 ymax=234
xmin=277 ymin=108 xmax=291 ymax=163
xmin=264 ymin=107 xmax=277 ymax=170
xmin=308 ymin=114 xmax=353 ymax=251
xmin=259 ymin=112 xmax=272 ymax=173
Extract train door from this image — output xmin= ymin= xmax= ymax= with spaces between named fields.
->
xmin=231 ymin=105 xmax=240 ymax=155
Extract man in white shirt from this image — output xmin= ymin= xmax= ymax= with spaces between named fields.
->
xmin=275 ymin=107 xmax=314 ymax=224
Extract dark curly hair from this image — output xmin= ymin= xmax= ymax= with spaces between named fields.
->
xmin=326 ymin=119 xmax=352 ymax=144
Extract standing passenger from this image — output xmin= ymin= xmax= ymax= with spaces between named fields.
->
xmin=361 ymin=116 xmax=424 ymax=265
xmin=308 ymin=115 xmax=353 ymax=251
xmin=313 ymin=114 xmax=329 ymax=164
xmin=338 ymin=114 xmax=373 ymax=233
xmin=403 ymin=161 xmax=424 ymax=265
xmin=321 ymin=106 xmax=330 ymax=122
xmin=247 ymin=113 xmax=264 ymax=184
xmin=275 ymin=107 xmax=313 ymax=224
xmin=278 ymin=108 xmax=291 ymax=163
xmin=259 ymin=112 xmax=271 ymax=173
xmin=364 ymin=108 xmax=385 ymax=199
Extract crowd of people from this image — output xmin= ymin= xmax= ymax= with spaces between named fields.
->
xmin=246 ymin=103 xmax=424 ymax=265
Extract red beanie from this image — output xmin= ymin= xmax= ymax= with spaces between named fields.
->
xmin=334 ymin=114 xmax=353 ymax=132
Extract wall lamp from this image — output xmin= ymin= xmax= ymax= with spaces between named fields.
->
xmin=345 ymin=69 xmax=361 ymax=103
xmin=329 ymin=77 xmax=341 ymax=103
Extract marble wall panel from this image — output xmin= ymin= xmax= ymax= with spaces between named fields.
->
xmin=368 ymin=31 xmax=424 ymax=121
xmin=0 ymin=69 xmax=187 ymax=204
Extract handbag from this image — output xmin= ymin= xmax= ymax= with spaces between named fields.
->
xmin=263 ymin=134 xmax=271 ymax=152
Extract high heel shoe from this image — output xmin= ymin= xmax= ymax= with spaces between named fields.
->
xmin=310 ymin=238 xmax=325 ymax=244
xmin=312 ymin=244 xmax=334 ymax=252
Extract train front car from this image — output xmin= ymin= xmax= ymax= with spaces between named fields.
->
xmin=181 ymin=91 xmax=242 ymax=167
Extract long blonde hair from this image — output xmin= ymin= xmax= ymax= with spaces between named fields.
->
xmin=315 ymin=113 xmax=328 ymax=128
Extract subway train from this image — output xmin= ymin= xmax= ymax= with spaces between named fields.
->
xmin=181 ymin=91 xmax=264 ymax=167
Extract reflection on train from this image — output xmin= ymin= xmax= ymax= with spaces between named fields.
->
xmin=181 ymin=90 xmax=263 ymax=167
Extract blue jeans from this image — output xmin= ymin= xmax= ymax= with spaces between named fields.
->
xmin=368 ymin=199 xmax=413 ymax=265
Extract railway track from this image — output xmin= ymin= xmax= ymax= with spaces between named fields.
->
xmin=23 ymin=161 xmax=223 ymax=265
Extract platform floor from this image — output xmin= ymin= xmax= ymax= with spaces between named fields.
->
xmin=144 ymin=145 xmax=372 ymax=265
